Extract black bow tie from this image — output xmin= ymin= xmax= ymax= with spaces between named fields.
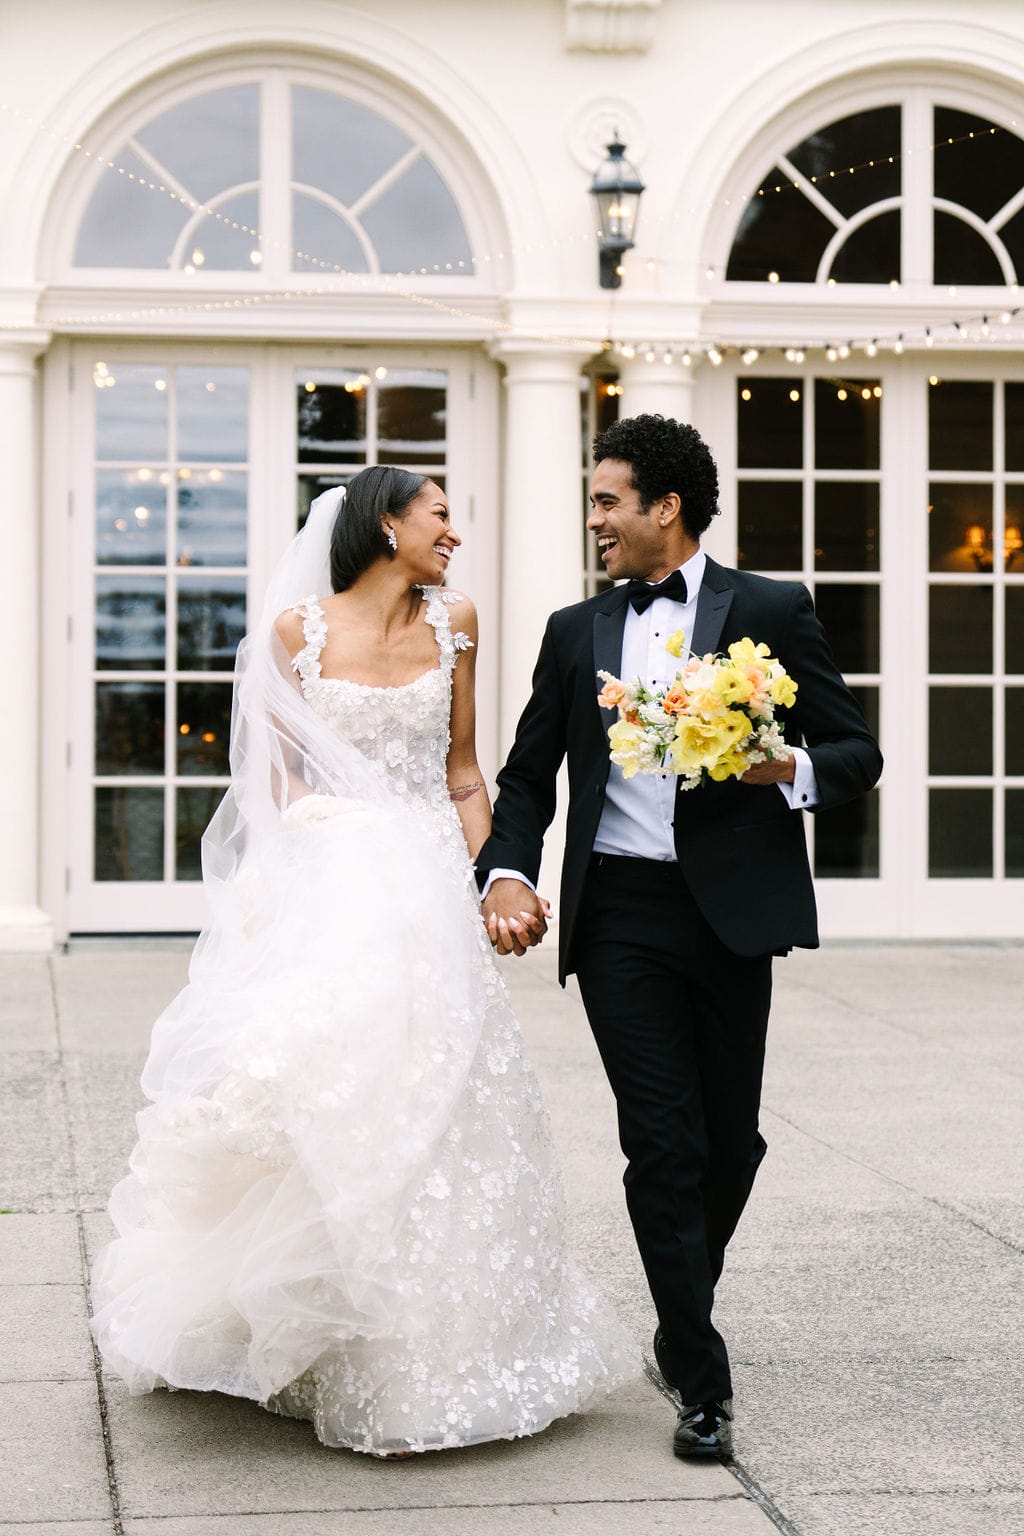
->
xmin=628 ymin=570 xmax=688 ymax=614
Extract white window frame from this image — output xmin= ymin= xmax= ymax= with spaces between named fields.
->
xmin=44 ymin=338 xmax=498 ymax=937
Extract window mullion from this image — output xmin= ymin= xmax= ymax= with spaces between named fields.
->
xmin=261 ymin=70 xmax=292 ymax=282
xmin=902 ymin=90 xmax=933 ymax=285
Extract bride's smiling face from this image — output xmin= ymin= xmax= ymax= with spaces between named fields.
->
xmin=390 ymin=481 xmax=460 ymax=583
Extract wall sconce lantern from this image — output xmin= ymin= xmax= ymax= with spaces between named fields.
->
xmin=590 ymin=137 xmax=645 ymax=289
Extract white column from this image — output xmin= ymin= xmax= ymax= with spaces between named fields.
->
xmin=0 ymin=336 xmax=53 ymax=951
xmin=617 ymin=353 xmax=696 ymax=422
xmin=492 ymin=341 xmax=592 ymax=751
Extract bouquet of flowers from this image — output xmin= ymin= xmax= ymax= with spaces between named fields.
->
xmin=597 ymin=632 xmax=798 ymax=790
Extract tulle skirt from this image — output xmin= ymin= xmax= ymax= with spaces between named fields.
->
xmin=90 ymin=795 xmax=638 ymax=1454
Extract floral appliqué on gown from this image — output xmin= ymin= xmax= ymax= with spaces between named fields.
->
xmin=90 ymin=587 xmax=637 ymax=1455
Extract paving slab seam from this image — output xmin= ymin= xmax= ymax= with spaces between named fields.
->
xmin=116 ymin=1494 xmax=757 ymax=1520
xmin=641 ymin=1361 xmax=801 ymax=1536
xmin=760 ymin=1103 xmax=1024 ymax=1257
xmin=796 ymin=1484 xmax=1024 ymax=1498
xmin=48 ymin=958 xmax=125 ymax=1536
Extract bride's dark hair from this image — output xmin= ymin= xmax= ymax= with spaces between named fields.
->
xmin=329 ymin=465 xmax=428 ymax=592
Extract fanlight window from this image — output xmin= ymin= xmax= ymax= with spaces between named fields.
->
xmin=73 ymin=78 xmax=473 ymax=276
xmin=727 ymin=104 xmax=1024 ymax=285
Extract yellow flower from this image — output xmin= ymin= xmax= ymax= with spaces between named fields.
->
xmin=669 ymin=710 xmax=749 ymax=774
xmin=728 ymin=637 xmax=773 ymax=668
xmin=713 ymin=662 xmax=754 ymax=707
xmin=770 ymin=672 xmax=798 ymax=708
xmin=665 ymin=629 xmax=686 ymax=658
xmin=607 ymin=718 xmax=645 ymax=779
xmin=707 ymin=746 xmax=752 ymax=782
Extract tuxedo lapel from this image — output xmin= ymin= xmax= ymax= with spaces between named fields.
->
xmin=690 ymin=557 xmax=735 ymax=659
xmin=592 ymin=589 xmax=631 ymax=682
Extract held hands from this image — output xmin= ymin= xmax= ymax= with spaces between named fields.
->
xmin=739 ymin=754 xmax=797 ymax=787
xmin=482 ymin=879 xmax=551 ymax=957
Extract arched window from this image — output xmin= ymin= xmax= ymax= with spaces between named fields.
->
xmin=70 ymin=73 xmax=474 ymax=278
xmin=726 ymin=99 xmax=1024 ymax=286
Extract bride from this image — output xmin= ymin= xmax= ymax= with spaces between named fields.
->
xmin=91 ymin=465 xmax=637 ymax=1457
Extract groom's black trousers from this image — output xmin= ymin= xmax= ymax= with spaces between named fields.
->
xmin=572 ymin=853 xmax=772 ymax=1405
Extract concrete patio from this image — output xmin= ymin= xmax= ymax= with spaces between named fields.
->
xmin=1 ymin=939 xmax=1022 ymax=1535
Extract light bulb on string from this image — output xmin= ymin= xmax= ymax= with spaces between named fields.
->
xmin=742 ymin=348 xmax=759 ymax=365
xmin=925 ymin=329 xmax=934 ymax=347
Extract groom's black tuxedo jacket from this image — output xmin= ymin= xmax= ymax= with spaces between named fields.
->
xmin=477 ymin=556 xmax=883 ymax=983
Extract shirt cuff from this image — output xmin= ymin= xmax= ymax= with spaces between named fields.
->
xmin=776 ymin=746 xmax=819 ymax=811
xmin=480 ymin=867 xmax=536 ymax=900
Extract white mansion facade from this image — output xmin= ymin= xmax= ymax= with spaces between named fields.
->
xmin=1 ymin=0 xmax=1022 ymax=945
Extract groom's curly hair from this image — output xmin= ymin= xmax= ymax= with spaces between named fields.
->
xmin=593 ymin=414 xmax=720 ymax=539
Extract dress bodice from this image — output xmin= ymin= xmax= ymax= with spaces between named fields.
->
xmin=289 ymin=588 xmax=473 ymax=807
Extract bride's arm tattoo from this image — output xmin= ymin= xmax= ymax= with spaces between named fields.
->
xmin=449 ymin=780 xmax=484 ymax=803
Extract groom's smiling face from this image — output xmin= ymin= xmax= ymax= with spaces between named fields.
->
xmin=588 ymin=457 xmax=686 ymax=584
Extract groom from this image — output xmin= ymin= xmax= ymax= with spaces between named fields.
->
xmin=476 ymin=414 xmax=882 ymax=1459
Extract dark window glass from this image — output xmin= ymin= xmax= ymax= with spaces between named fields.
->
xmin=1006 ymin=385 xmax=1024 ymax=472
xmin=814 ymin=482 xmax=880 ymax=571
xmin=1006 ymin=790 xmax=1024 ymax=877
xmin=95 ymin=577 xmax=166 ymax=671
xmin=177 ymin=575 xmax=246 ymax=671
xmin=929 ymin=686 xmax=992 ymax=775
xmin=815 ymin=790 xmax=879 ymax=878
xmin=928 ymin=483 xmax=993 ymax=572
xmin=928 ymin=586 xmax=992 ymax=673
xmin=850 ymin=684 xmax=880 ymax=745
xmin=378 ymin=370 xmax=447 ymax=463
xmin=933 ymin=108 xmax=1024 ymax=224
xmin=929 ymin=380 xmax=993 ymax=471
xmin=929 ymin=788 xmax=992 ymax=877
xmin=95 ymin=683 xmax=165 ymax=775
xmin=814 ymin=380 xmax=880 ymax=470
xmin=998 ymin=207 xmax=1024 ymax=286
xmin=176 ymin=471 xmax=247 ymax=568
xmin=786 ymin=108 xmax=901 ymax=219
xmin=813 ymin=583 xmax=880 ymax=673
xmin=1005 ymin=484 xmax=1024 ymax=572
xmin=175 ymin=787 xmax=224 ymax=881
xmin=1007 ymin=587 xmax=1024 ymax=673
xmin=1007 ymin=688 xmax=1024 ymax=775
xmin=296 ymin=470 xmax=358 ymax=531
xmin=726 ymin=169 xmax=835 ymax=282
xmin=94 ymin=788 xmax=164 ymax=882
xmin=829 ymin=210 xmax=900 ymax=285
xmin=736 ymin=481 xmax=802 ymax=569
xmin=95 ymin=471 xmax=167 ymax=566
xmin=297 ymin=378 xmax=367 ymax=464
xmin=176 ymin=683 xmax=232 ymax=776
xmin=737 ymin=379 xmax=803 ymax=469
xmin=933 ymin=210 xmax=1004 ymax=287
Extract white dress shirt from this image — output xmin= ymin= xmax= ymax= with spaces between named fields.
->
xmin=483 ymin=552 xmax=818 ymax=893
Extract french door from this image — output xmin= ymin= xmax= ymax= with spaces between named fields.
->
xmin=700 ymin=354 xmax=1023 ymax=938
xmin=60 ymin=341 xmax=491 ymax=933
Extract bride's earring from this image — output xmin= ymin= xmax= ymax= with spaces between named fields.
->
xmin=385 ymin=526 xmax=398 ymax=553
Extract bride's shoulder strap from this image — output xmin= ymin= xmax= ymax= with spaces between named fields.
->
xmin=288 ymin=595 xmax=328 ymax=684
xmin=421 ymin=586 xmax=475 ymax=673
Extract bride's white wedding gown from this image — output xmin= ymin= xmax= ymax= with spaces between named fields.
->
xmin=91 ymin=588 xmax=637 ymax=1455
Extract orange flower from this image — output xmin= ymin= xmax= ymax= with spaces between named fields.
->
xmin=598 ymin=678 xmax=627 ymax=710
xmin=663 ymin=686 xmax=689 ymax=716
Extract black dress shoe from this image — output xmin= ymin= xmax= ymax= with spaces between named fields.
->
xmin=652 ymin=1326 xmax=679 ymax=1391
xmin=673 ymin=1399 xmax=733 ymax=1460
